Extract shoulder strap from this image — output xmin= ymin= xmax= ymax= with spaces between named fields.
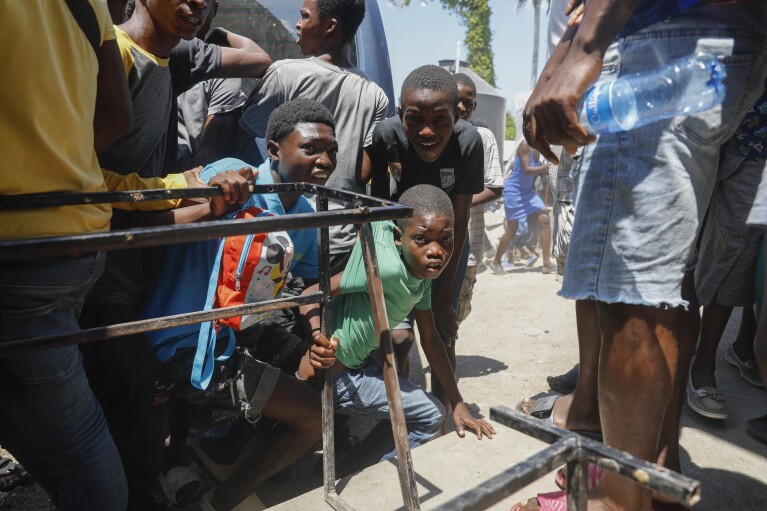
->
xmin=64 ymin=0 xmax=101 ymax=55
xmin=191 ymin=237 xmax=235 ymax=390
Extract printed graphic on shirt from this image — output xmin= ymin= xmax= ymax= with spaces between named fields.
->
xmin=440 ymin=168 xmax=456 ymax=189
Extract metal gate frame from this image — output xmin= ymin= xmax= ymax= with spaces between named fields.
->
xmin=0 ymin=183 xmax=701 ymax=511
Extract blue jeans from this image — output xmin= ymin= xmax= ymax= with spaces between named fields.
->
xmin=562 ymin=2 xmax=767 ymax=307
xmin=0 ymin=253 xmax=127 ymax=511
xmin=334 ymin=358 xmax=445 ymax=460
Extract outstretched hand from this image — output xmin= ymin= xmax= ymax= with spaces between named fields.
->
xmin=208 ymin=167 xmax=256 ymax=217
xmin=309 ymin=331 xmax=338 ymax=369
xmin=452 ymin=402 xmax=496 ymax=440
xmin=565 ymin=0 xmax=584 ymax=26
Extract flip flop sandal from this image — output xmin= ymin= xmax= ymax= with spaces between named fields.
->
xmin=554 ymin=462 xmax=603 ymax=491
xmin=515 ymin=395 xmax=604 ymax=442
xmin=0 ymin=457 xmax=32 ymax=492
xmin=158 ymin=465 xmax=202 ymax=506
xmin=510 ymin=490 xmax=682 ymax=511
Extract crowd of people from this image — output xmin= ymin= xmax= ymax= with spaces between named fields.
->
xmin=1 ymin=1 xmax=766 ymax=511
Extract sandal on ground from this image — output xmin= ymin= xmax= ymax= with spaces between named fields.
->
xmin=515 ymin=395 xmax=603 ymax=442
xmin=747 ymin=414 xmax=767 ymax=444
xmin=489 ymin=261 xmax=506 ymax=275
xmin=201 ymin=488 xmax=267 ymax=511
xmin=724 ymin=345 xmax=764 ymax=388
xmin=686 ymin=378 xmax=727 ymax=420
xmin=0 ymin=456 xmax=32 ymax=492
xmin=541 ymin=264 xmax=557 ymax=274
xmin=510 ymin=490 xmax=687 ymax=511
xmin=524 ymin=255 xmax=539 ymax=268
xmin=554 ymin=462 xmax=603 ymax=491
xmin=546 ymin=364 xmax=579 ymax=395
xmin=158 ymin=465 xmax=202 ymax=506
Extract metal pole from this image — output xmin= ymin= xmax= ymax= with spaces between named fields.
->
xmin=0 ymin=206 xmax=411 ymax=262
xmin=0 ymin=293 xmax=323 ymax=356
xmin=317 ymin=195 xmax=338 ymax=503
xmin=566 ymin=460 xmax=588 ymax=511
xmin=359 ymin=222 xmax=420 ymax=511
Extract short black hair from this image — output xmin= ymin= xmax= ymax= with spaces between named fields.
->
xmin=265 ymin=99 xmax=336 ymax=144
xmin=317 ymin=0 xmax=366 ymax=44
xmin=400 ymin=65 xmax=459 ymax=110
xmin=397 ymin=185 xmax=454 ymax=232
xmin=453 ymin=72 xmax=477 ymax=96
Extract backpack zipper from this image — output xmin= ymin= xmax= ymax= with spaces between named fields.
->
xmin=234 ymin=234 xmax=255 ymax=291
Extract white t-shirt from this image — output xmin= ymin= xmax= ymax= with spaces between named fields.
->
xmin=468 ymin=127 xmax=504 ymax=266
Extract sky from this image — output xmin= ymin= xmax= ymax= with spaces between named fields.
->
xmin=377 ymin=0 xmax=550 ymax=112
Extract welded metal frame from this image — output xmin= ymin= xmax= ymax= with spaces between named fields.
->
xmin=0 ymin=184 xmax=702 ymax=511
xmin=432 ymin=406 xmax=701 ymax=511
xmin=0 ymin=183 xmax=420 ymax=511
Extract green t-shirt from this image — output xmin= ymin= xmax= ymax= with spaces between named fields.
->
xmin=333 ymin=221 xmax=431 ymax=369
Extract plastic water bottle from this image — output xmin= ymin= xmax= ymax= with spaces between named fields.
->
xmin=578 ymin=51 xmax=726 ymax=134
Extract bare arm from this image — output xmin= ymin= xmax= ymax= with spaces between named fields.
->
xmin=523 ymin=0 xmax=642 ymax=162
xmin=471 ymin=186 xmax=502 ymax=206
xmin=207 ymin=27 xmax=272 ymax=79
xmin=518 ymin=143 xmax=548 ymax=176
xmin=195 ymin=110 xmax=243 ymax=166
xmin=93 ymin=38 xmax=133 ymax=152
xmin=414 ymin=308 xmax=495 ymax=439
xmin=367 ymin=147 xmax=391 ymax=200
xmin=432 ymin=192 xmax=471 ymax=341
xmin=297 ymin=275 xmax=344 ymax=379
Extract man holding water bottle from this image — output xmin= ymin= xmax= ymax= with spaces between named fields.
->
xmin=516 ymin=1 xmax=767 ymax=510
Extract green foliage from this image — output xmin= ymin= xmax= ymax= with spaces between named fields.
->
xmin=394 ymin=0 xmax=496 ymax=87
xmin=505 ymin=111 xmax=516 ymax=140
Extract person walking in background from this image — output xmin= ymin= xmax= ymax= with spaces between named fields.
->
xmin=490 ymin=139 xmax=554 ymax=275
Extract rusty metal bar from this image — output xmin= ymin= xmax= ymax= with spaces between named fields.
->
xmin=0 ymin=183 xmax=400 ymax=210
xmin=490 ymin=406 xmax=701 ymax=507
xmin=359 ymin=222 xmax=420 ymax=511
xmin=0 ymin=292 xmax=323 ymax=356
xmin=0 ymin=206 xmax=411 ymax=262
xmin=325 ymin=492 xmax=356 ymax=511
xmin=431 ymin=438 xmax=578 ymax=511
xmin=566 ymin=459 xmax=588 ymax=511
xmin=317 ymin=194 xmax=337 ymax=501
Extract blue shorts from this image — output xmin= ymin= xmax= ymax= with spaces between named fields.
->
xmin=562 ymin=2 xmax=767 ymax=308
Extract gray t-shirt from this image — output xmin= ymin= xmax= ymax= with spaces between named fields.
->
xmin=177 ymin=77 xmax=246 ymax=169
xmin=239 ymin=57 xmax=389 ymax=255
xmin=240 ymin=57 xmax=389 ymax=194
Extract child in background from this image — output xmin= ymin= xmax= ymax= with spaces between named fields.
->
xmin=298 ymin=185 xmax=495 ymax=458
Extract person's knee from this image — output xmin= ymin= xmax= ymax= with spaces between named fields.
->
xmin=392 ymin=328 xmax=415 ymax=346
xmin=538 ymin=213 xmax=550 ymax=227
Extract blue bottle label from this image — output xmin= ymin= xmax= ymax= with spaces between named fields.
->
xmin=583 ymin=82 xmax=621 ymax=134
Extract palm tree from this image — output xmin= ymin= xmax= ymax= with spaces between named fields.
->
xmin=517 ymin=0 xmax=550 ymax=88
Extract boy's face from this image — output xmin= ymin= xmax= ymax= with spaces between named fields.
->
xmin=296 ymin=0 xmax=332 ymax=56
xmin=399 ymin=214 xmax=454 ymax=280
xmin=456 ymin=84 xmax=477 ymax=122
xmin=267 ymin=122 xmax=338 ymax=186
xmin=400 ymin=89 xmax=457 ymax=163
xmin=145 ymin=0 xmax=211 ymax=40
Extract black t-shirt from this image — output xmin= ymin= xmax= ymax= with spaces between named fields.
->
xmin=163 ymin=39 xmax=222 ymax=172
xmin=369 ymin=117 xmax=484 ymax=201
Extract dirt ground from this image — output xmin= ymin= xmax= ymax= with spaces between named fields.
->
xmin=2 ymin=212 xmax=767 ymax=510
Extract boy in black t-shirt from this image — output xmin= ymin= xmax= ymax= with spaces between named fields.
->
xmin=360 ymin=64 xmax=484 ymax=416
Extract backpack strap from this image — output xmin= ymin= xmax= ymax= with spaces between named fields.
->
xmin=64 ymin=0 xmax=101 ymax=55
xmin=191 ymin=237 xmax=236 ymax=390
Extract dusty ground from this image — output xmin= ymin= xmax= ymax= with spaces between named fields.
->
xmin=2 ymin=213 xmax=767 ymax=510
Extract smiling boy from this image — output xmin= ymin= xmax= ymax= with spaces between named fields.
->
xmin=298 ymin=185 xmax=494 ymax=458
xmin=361 ymin=65 xmax=484 ymax=410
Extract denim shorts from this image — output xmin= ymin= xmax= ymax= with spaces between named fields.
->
xmin=562 ymin=2 xmax=767 ymax=307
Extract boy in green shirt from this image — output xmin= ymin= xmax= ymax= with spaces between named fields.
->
xmin=298 ymin=184 xmax=495 ymax=455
